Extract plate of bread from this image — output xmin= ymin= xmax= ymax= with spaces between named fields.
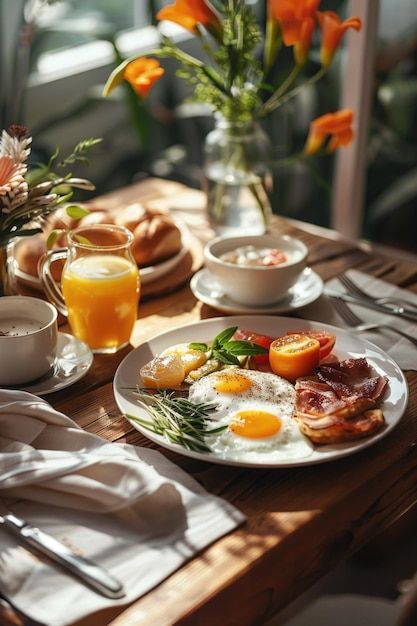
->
xmin=114 ymin=315 xmax=408 ymax=468
xmin=13 ymin=203 xmax=192 ymax=289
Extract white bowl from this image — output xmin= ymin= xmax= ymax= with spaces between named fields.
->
xmin=0 ymin=296 xmax=58 ymax=385
xmin=204 ymin=234 xmax=308 ymax=306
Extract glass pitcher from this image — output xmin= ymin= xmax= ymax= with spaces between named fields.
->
xmin=39 ymin=224 xmax=140 ymax=353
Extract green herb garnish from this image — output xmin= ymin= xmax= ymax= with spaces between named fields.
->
xmin=126 ymin=389 xmax=226 ymax=452
xmin=189 ymin=326 xmax=267 ymax=366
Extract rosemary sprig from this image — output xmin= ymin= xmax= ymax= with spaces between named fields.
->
xmin=126 ymin=389 xmax=226 ymax=452
xmin=189 ymin=326 xmax=267 ymax=366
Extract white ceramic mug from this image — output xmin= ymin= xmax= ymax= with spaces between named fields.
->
xmin=0 ymin=296 xmax=58 ymax=385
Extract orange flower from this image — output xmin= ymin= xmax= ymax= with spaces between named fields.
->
xmin=157 ymin=0 xmax=222 ymax=39
xmin=269 ymin=0 xmax=319 ymax=46
xmin=317 ymin=11 xmax=362 ymax=68
xmin=123 ymin=58 xmax=165 ymax=99
xmin=269 ymin=0 xmax=319 ymax=65
xmin=294 ymin=17 xmax=315 ymax=66
xmin=304 ymin=109 xmax=354 ymax=155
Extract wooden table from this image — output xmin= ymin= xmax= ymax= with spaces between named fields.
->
xmin=40 ymin=179 xmax=417 ymax=626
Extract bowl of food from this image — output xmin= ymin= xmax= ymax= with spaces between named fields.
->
xmin=204 ymin=234 xmax=308 ymax=306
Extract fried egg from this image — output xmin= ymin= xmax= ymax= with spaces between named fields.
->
xmin=188 ymin=369 xmax=313 ymax=462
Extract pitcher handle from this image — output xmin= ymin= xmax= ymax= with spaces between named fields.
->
xmin=38 ymin=249 xmax=68 ymax=317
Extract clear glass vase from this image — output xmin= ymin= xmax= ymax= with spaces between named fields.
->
xmin=203 ymin=116 xmax=273 ymax=236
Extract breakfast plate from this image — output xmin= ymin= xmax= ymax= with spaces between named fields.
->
xmin=190 ymin=267 xmax=323 ymax=314
xmin=113 ymin=315 xmax=408 ymax=468
xmin=5 ymin=333 xmax=93 ymax=396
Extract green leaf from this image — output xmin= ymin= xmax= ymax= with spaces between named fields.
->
xmin=58 ymin=138 xmax=102 ymax=169
xmin=188 ymin=342 xmax=209 ymax=352
xmin=47 ymin=146 xmax=60 ymax=170
xmin=212 ymin=326 xmax=238 ymax=349
xmin=65 ymin=205 xmax=90 ymax=219
xmin=222 ymin=340 xmax=268 ymax=356
xmin=212 ymin=349 xmax=241 ymax=366
xmin=73 ymin=234 xmax=93 ymax=245
xmin=8 ymin=228 xmax=43 ymax=239
xmin=46 ymin=229 xmax=65 ymax=249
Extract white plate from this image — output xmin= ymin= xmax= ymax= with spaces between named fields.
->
xmin=113 ymin=315 xmax=408 ymax=468
xmin=190 ymin=267 xmax=323 ymax=314
xmin=5 ymin=332 xmax=93 ymax=396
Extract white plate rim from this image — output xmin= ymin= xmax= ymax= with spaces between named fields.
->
xmin=113 ymin=315 xmax=409 ymax=468
xmin=190 ymin=267 xmax=323 ymax=314
xmin=13 ymin=332 xmax=93 ymax=396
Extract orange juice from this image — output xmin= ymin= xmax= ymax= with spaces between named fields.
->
xmin=62 ymin=254 xmax=140 ymax=352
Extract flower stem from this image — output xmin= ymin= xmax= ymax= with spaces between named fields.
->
xmin=260 ymin=67 xmax=327 ymax=116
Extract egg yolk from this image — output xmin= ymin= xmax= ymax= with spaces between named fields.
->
xmin=214 ymin=372 xmax=252 ymax=394
xmin=229 ymin=410 xmax=282 ymax=439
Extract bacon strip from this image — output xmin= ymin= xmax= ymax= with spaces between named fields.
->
xmin=294 ymin=357 xmax=388 ymax=444
xmin=315 ymin=359 xmax=388 ymax=403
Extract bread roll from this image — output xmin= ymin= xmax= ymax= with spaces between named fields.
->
xmin=130 ymin=214 xmax=182 ymax=266
xmin=15 ymin=202 xmax=183 ymax=279
xmin=15 ymin=235 xmax=63 ymax=282
xmin=114 ymin=203 xmax=149 ymax=231
xmin=114 ymin=204 xmax=182 ymax=266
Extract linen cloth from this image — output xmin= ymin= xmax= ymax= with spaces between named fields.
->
xmin=301 ymin=269 xmax=417 ymax=370
xmin=0 ymin=389 xmax=245 ymax=626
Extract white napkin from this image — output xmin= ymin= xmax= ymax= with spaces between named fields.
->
xmin=0 ymin=389 xmax=245 ymax=626
xmin=301 ymin=269 xmax=417 ymax=370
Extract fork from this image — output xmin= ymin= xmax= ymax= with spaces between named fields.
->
xmin=339 ymin=273 xmax=417 ymax=314
xmin=330 ymin=296 xmax=417 ymax=347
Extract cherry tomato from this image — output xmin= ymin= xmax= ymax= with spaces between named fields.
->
xmin=269 ymin=334 xmax=320 ymax=382
xmin=286 ymin=330 xmax=336 ymax=361
xmin=234 ymin=329 xmax=275 ymax=366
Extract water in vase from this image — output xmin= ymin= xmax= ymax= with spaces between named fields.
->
xmin=205 ymin=164 xmax=272 ymax=237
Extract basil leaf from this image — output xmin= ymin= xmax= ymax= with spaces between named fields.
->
xmin=212 ymin=349 xmax=241 ymax=366
xmin=188 ymin=342 xmax=209 ymax=352
xmin=212 ymin=326 xmax=238 ymax=349
xmin=222 ymin=340 xmax=268 ymax=356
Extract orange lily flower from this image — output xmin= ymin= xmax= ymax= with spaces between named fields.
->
xmin=156 ymin=0 xmax=222 ymax=39
xmin=304 ymin=109 xmax=354 ymax=155
xmin=317 ymin=11 xmax=362 ymax=68
xmin=124 ymin=58 xmax=165 ymax=99
xmin=269 ymin=0 xmax=319 ymax=45
xmin=269 ymin=0 xmax=319 ymax=65
xmin=294 ymin=17 xmax=315 ymax=66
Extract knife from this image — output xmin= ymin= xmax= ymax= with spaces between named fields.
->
xmin=0 ymin=512 xmax=125 ymax=599
xmin=324 ymin=288 xmax=417 ymax=322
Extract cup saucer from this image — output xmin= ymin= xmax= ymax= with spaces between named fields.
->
xmin=190 ymin=267 xmax=323 ymax=315
xmin=6 ymin=333 xmax=93 ymax=396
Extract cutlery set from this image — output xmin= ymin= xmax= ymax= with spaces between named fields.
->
xmin=326 ymin=273 xmax=417 ymax=346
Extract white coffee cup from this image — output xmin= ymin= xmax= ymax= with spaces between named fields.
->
xmin=0 ymin=296 xmax=58 ymax=385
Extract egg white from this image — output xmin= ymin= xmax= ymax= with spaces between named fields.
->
xmin=188 ymin=369 xmax=314 ymax=462
xmin=189 ymin=369 xmax=295 ymax=418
